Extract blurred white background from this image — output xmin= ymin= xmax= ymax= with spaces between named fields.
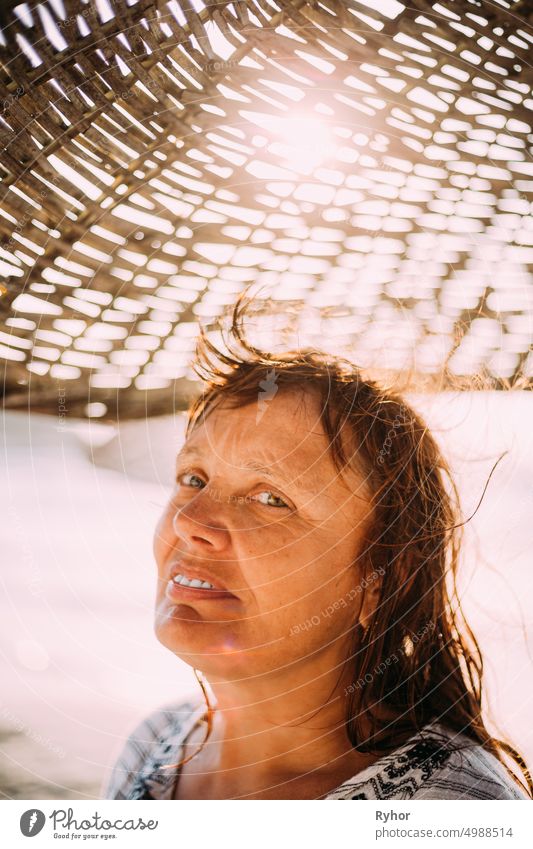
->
xmin=1 ymin=392 xmax=532 ymax=798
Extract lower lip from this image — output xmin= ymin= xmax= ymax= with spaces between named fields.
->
xmin=166 ymin=579 xmax=239 ymax=603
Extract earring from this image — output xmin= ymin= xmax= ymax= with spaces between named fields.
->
xmin=160 ymin=668 xmax=215 ymax=773
xmin=362 ymin=618 xmax=378 ymax=641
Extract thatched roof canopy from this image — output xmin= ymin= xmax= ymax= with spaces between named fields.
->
xmin=0 ymin=0 xmax=532 ymax=419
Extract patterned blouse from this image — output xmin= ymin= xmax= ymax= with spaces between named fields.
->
xmin=102 ymin=699 xmax=528 ymax=800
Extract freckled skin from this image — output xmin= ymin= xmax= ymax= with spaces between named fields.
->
xmin=153 ymin=388 xmax=375 ymax=681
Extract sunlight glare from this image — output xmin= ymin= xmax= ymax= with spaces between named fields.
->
xmin=268 ymin=113 xmax=335 ymax=174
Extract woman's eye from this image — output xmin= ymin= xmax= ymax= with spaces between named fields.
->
xmin=178 ymin=472 xmax=205 ymax=489
xmin=254 ymin=491 xmax=289 ymax=508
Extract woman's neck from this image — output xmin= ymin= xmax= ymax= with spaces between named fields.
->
xmin=176 ymin=658 xmax=380 ymax=798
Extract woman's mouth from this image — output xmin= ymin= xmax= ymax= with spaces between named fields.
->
xmin=166 ymin=573 xmax=239 ymax=603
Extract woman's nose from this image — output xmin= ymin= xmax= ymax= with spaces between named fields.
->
xmin=172 ymin=489 xmax=229 ymax=550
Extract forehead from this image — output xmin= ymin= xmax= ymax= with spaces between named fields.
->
xmin=182 ymin=388 xmax=363 ymax=494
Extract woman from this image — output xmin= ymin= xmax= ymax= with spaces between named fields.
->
xmin=104 ymin=295 xmax=531 ymax=800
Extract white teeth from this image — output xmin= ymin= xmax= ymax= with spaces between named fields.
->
xmin=173 ymin=574 xmax=216 ymax=590
xmin=173 ymin=574 xmax=192 ymax=587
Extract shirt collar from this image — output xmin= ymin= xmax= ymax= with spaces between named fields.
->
xmin=128 ymin=701 xmax=207 ymax=800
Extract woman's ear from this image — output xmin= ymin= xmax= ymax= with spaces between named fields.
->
xmin=356 ymin=568 xmax=383 ymax=632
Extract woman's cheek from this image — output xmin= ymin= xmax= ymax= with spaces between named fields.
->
xmin=264 ymin=573 xmax=314 ymax=631
xmin=153 ymin=503 xmax=174 ymax=563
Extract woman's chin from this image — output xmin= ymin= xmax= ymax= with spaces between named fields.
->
xmin=153 ymin=605 xmax=289 ymax=678
xmin=154 ymin=616 xmax=246 ymax=670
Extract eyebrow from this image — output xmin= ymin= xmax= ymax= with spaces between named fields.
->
xmin=175 ymin=447 xmax=316 ymax=493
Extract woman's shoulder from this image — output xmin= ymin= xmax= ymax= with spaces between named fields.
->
xmin=101 ymin=698 xmax=201 ymax=800
xmin=409 ymin=726 xmax=529 ymax=800
xmin=328 ymin=723 xmax=529 ymax=801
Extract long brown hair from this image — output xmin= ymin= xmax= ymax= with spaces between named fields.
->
xmin=180 ymin=290 xmax=531 ymax=796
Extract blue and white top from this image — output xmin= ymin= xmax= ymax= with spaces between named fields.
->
xmin=102 ymin=699 xmax=528 ymax=800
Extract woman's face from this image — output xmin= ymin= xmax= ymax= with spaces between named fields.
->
xmin=153 ymin=388 xmax=374 ymax=680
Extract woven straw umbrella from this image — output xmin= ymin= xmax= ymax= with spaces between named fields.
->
xmin=0 ymin=0 xmax=531 ymax=420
